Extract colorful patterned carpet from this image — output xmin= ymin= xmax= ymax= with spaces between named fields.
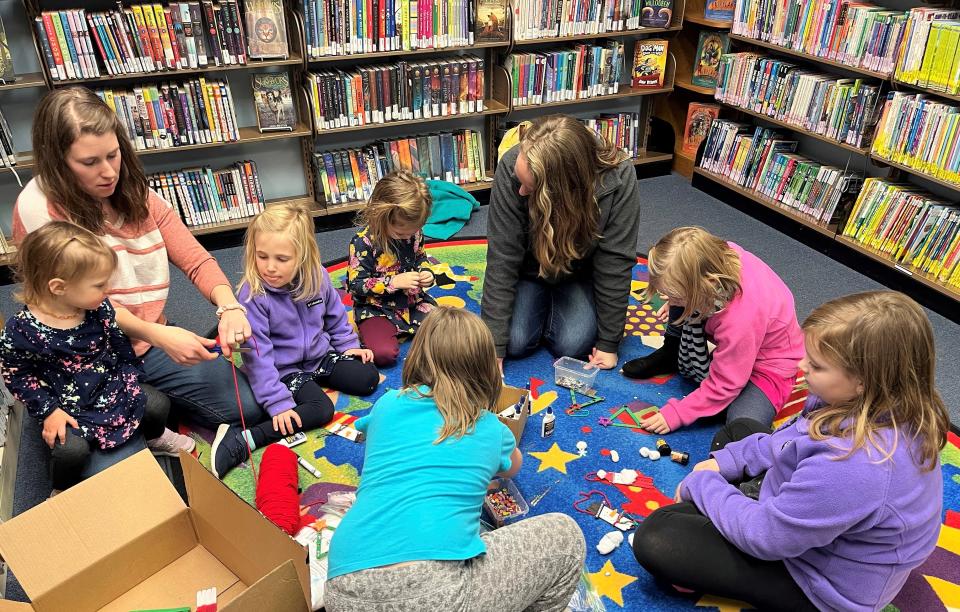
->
xmin=187 ymin=239 xmax=960 ymax=612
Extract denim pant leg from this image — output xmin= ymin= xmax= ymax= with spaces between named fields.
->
xmin=543 ymin=278 xmax=597 ymax=358
xmin=506 ymin=279 xmax=551 ymax=358
xmin=141 ymin=347 xmax=267 ymax=428
xmin=665 ymin=305 xmax=684 ymax=338
xmin=79 ymin=434 xmax=147 ymax=481
xmin=724 ymin=381 xmax=777 ymax=427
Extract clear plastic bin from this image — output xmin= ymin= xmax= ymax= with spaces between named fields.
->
xmin=483 ymin=477 xmax=529 ymax=528
xmin=554 ymin=356 xmax=600 ymax=393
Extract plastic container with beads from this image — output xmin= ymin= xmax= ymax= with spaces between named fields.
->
xmin=482 ymin=477 xmax=530 ymax=528
xmin=554 ymin=356 xmax=600 ymax=394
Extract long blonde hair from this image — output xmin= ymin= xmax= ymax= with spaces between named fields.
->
xmin=14 ymin=221 xmax=117 ymax=306
xmin=239 ymin=203 xmax=323 ymax=302
xmin=32 ymin=87 xmax=149 ymax=232
xmin=402 ymin=307 xmax=503 ymax=443
xmin=803 ymin=291 xmax=948 ymax=471
xmin=520 ymin=115 xmax=625 ymax=278
xmin=356 ymin=171 xmax=432 ymax=258
xmin=647 ymin=227 xmax=742 ymax=323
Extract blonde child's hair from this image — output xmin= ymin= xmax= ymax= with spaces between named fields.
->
xmin=647 ymin=226 xmax=742 ymax=324
xmin=355 ymin=171 xmax=432 ymax=258
xmin=239 ymin=202 xmax=323 ymax=302
xmin=14 ymin=221 xmax=117 ymax=305
xmin=402 ymin=307 xmax=503 ymax=443
xmin=520 ymin=115 xmax=626 ymax=278
xmin=802 ymin=291 xmax=948 ymax=471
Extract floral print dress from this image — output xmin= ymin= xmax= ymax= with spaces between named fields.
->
xmin=0 ymin=300 xmax=146 ymax=450
xmin=348 ymin=227 xmax=437 ymax=335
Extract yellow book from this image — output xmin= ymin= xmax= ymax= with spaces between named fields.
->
xmin=198 ymin=77 xmax=218 ymax=142
xmin=932 ymin=227 xmax=960 ymax=277
xmin=103 ymin=89 xmax=117 ymax=114
xmin=152 ymin=4 xmax=175 ymax=69
xmin=920 ymin=25 xmax=942 ymax=88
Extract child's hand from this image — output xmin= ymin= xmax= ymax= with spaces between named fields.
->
xmin=674 ymin=480 xmax=684 ymax=503
xmin=42 ymin=408 xmax=79 ymax=449
xmin=345 ymin=348 xmax=375 ymax=363
xmin=417 ymin=270 xmax=435 ymax=288
xmin=272 ymin=409 xmax=303 ymax=436
xmin=693 ymin=458 xmax=720 ymax=473
xmin=641 ymin=411 xmax=671 ymax=434
xmin=655 ymin=301 xmax=670 ymax=323
xmin=390 ymin=272 xmax=421 ymax=291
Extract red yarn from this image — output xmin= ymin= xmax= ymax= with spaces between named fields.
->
xmin=255 ymin=444 xmax=301 ymax=536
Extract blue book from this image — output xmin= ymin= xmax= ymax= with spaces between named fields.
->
xmin=57 ymin=12 xmax=82 ymax=78
xmin=439 ymin=132 xmax=455 ymax=183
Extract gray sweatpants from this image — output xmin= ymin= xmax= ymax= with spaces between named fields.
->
xmin=325 ymin=513 xmax=586 ymax=612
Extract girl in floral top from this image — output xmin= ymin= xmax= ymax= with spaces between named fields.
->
xmin=0 ymin=222 xmax=190 ymax=492
xmin=348 ymin=172 xmax=437 ymax=367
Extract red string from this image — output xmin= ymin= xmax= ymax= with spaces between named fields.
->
xmin=572 ymin=489 xmax=612 ymax=515
xmin=230 ymin=359 xmax=258 ymax=482
xmin=255 ymin=444 xmax=300 ymax=535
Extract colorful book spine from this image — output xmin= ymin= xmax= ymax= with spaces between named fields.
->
xmin=505 ymin=41 xmax=624 ymax=107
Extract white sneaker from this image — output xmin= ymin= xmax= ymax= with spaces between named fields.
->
xmin=147 ymin=428 xmax=196 ymax=457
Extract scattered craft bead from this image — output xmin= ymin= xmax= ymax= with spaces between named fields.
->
xmin=486 ymin=489 xmax=521 ymax=518
xmin=639 ymin=447 xmax=650 ymax=457
xmin=649 ymin=450 xmax=661 ymax=460
xmin=610 ymin=450 xmax=620 ymax=463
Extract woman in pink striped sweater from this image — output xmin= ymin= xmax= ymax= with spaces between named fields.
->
xmin=12 ymin=87 xmax=262 ymax=436
xmin=623 ymin=227 xmax=804 ymax=438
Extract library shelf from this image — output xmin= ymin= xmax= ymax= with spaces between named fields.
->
xmin=134 ymin=124 xmax=313 ymax=158
xmin=314 ymin=101 xmax=509 ymax=136
xmin=512 ymin=25 xmax=682 ymax=46
xmin=0 ymin=72 xmax=46 ymax=91
xmin=47 ymin=53 xmax=304 ymax=86
xmin=728 ymin=34 xmax=890 ymax=80
xmin=891 ymin=79 xmax=960 ymax=104
xmin=685 ymin=15 xmax=732 ymax=28
xmin=870 ymin=154 xmax=960 ymax=195
xmin=513 ymin=85 xmax=673 ymax=111
xmin=306 ymin=41 xmax=510 ymax=64
xmin=836 ymin=235 xmax=960 ymax=302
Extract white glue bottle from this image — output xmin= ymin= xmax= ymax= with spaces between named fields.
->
xmin=541 ymin=407 xmax=555 ymax=438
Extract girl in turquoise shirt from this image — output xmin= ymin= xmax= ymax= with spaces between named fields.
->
xmin=326 ymin=307 xmax=586 ymax=611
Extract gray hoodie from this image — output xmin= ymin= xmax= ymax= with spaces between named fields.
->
xmin=481 ymin=144 xmax=641 ymax=357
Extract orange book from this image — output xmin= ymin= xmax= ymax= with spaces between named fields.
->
xmin=682 ymin=102 xmax=720 ymax=156
xmin=398 ymin=138 xmax=414 ymax=172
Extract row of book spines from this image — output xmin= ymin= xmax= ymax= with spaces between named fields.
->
xmin=506 ymin=44 xmax=624 ymax=105
xmin=306 ymin=57 xmax=486 ymax=129
xmin=303 ymin=0 xmax=476 ymax=56
xmin=97 ymin=78 xmax=239 ymax=151
xmin=732 ymin=0 xmax=906 ymax=74
xmin=513 ymin=0 xmax=646 ymax=39
xmin=872 ymin=96 xmax=960 ymax=185
xmin=582 ymin=114 xmax=642 ymax=157
xmin=150 ymin=161 xmax=264 ymax=226
xmin=35 ymin=2 xmax=248 ymax=81
xmin=313 ymin=130 xmax=485 ymax=205
xmin=842 ymin=180 xmax=960 ymax=284
xmin=895 ymin=21 xmax=960 ymax=94
xmin=715 ymin=55 xmax=879 ymax=145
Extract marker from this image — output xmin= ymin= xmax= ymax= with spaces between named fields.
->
xmin=298 ymin=457 xmax=322 ymax=478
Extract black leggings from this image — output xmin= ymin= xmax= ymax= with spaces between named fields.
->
xmin=246 ymin=356 xmax=379 ymax=448
xmin=49 ymin=384 xmax=170 ymax=490
xmin=632 ymin=419 xmax=817 ymax=612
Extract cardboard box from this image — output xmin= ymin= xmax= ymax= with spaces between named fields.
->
xmin=0 ymin=450 xmax=310 ymax=612
xmin=495 ymin=384 xmax=529 ymax=444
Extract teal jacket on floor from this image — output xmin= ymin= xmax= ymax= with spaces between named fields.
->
xmin=424 ymin=180 xmax=481 ymax=239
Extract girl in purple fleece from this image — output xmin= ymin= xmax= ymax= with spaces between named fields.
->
xmin=211 ymin=203 xmax=379 ymax=478
xmin=633 ymin=291 xmax=948 ymax=611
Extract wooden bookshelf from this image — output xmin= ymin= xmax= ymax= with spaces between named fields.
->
xmin=513 ymin=84 xmax=674 ymax=111
xmin=684 ymin=15 xmax=732 ymax=28
xmin=512 ymin=25 xmax=683 ymax=46
xmin=674 ymin=75 xmax=714 ymax=95
xmin=728 ymin=34 xmax=890 ymax=80
xmin=0 ymin=72 xmax=46 ymax=91
xmin=314 ymin=101 xmax=509 ymax=135
xmin=693 ymin=167 xmax=837 ymax=237
xmin=306 ymin=41 xmax=511 ymax=63
xmin=837 ymin=235 xmax=960 ymax=301
xmin=46 ymin=54 xmax=305 ymax=86
xmin=892 ymin=80 xmax=960 ymax=104
xmin=717 ymin=101 xmax=871 ymax=155
xmin=2 ymin=151 xmax=35 ymax=171
xmin=870 ymin=154 xmax=960 ymax=195
xmin=634 ymin=150 xmax=674 ymax=165
xmin=134 ymin=124 xmax=312 ymax=158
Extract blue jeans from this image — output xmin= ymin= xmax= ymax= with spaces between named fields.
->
xmin=506 ymin=278 xmax=597 ymax=359
xmin=724 ymin=381 xmax=777 ymax=426
xmin=141 ymin=346 xmax=266 ymax=428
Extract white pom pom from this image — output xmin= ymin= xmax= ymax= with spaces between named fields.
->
xmin=649 ymin=450 xmax=661 ymax=460
xmin=639 ymin=447 xmax=650 ymax=457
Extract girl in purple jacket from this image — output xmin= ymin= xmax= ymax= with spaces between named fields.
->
xmin=633 ymin=291 xmax=948 ymax=611
xmin=211 ymin=203 xmax=379 ymax=478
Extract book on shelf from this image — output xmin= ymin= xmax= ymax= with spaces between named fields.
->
xmin=0 ymin=105 xmax=18 ymax=168
xmin=732 ymin=0 xmax=908 ymax=76
xmin=303 ymin=0 xmax=476 ymax=57
xmin=306 ymin=55 xmax=486 ymax=130
xmin=842 ymin=178 xmax=960 ymax=287
xmin=581 ymin=112 xmax=644 ymax=159
xmin=641 ymin=0 xmax=674 ymax=29
xmin=312 ymin=128 xmax=486 ymax=205
xmin=871 ymin=92 xmax=960 ymax=188
xmin=34 ymin=2 xmax=252 ymax=81
xmin=0 ymin=14 xmax=13 ymax=83
xmin=704 ymin=0 xmax=734 ymax=22
xmin=715 ymin=52 xmax=882 ymax=149
xmin=682 ymin=102 xmax=719 ymax=156
xmin=894 ymin=8 xmax=960 ymax=94
xmin=691 ymin=31 xmax=728 ymax=89
xmin=150 ymin=160 xmax=266 ymax=226
xmin=476 ymin=0 xmax=507 ymax=42
xmin=252 ymin=72 xmax=297 ymax=132
xmin=512 ymin=0 xmax=646 ymax=41
xmin=699 ymin=119 xmax=862 ymax=226
xmin=506 ymin=41 xmax=625 ymax=106
xmin=244 ymin=0 xmax=288 ymax=59
xmin=632 ymin=39 xmax=668 ymax=88
xmin=95 ymin=77 xmax=240 ymax=150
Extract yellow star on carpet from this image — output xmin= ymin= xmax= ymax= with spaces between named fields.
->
xmin=695 ymin=594 xmax=754 ymax=611
xmin=528 ymin=442 xmax=581 ymax=474
xmin=587 ymin=560 xmax=637 ymax=606
xmin=925 ymin=575 xmax=960 ymax=609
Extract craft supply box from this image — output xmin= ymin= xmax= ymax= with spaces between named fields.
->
xmin=495 ymin=384 xmax=530 ymax=443
xmin=0 ymin=450 xmax=310 ymax=612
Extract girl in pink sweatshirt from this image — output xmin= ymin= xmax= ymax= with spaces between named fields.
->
xmin=623 ymin=227 xmax=803 ymax=434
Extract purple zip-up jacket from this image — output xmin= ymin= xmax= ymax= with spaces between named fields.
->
xmin=239 ymin=267 xmax=361 ymax=417
xmin=681 ymin=409 xmax=942 ymax=611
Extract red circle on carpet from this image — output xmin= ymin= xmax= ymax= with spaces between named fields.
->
xmin=600 ymin=448 xmax=611 ymax=456
xmin=581 ymin=426 xmax=592 ymax=433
